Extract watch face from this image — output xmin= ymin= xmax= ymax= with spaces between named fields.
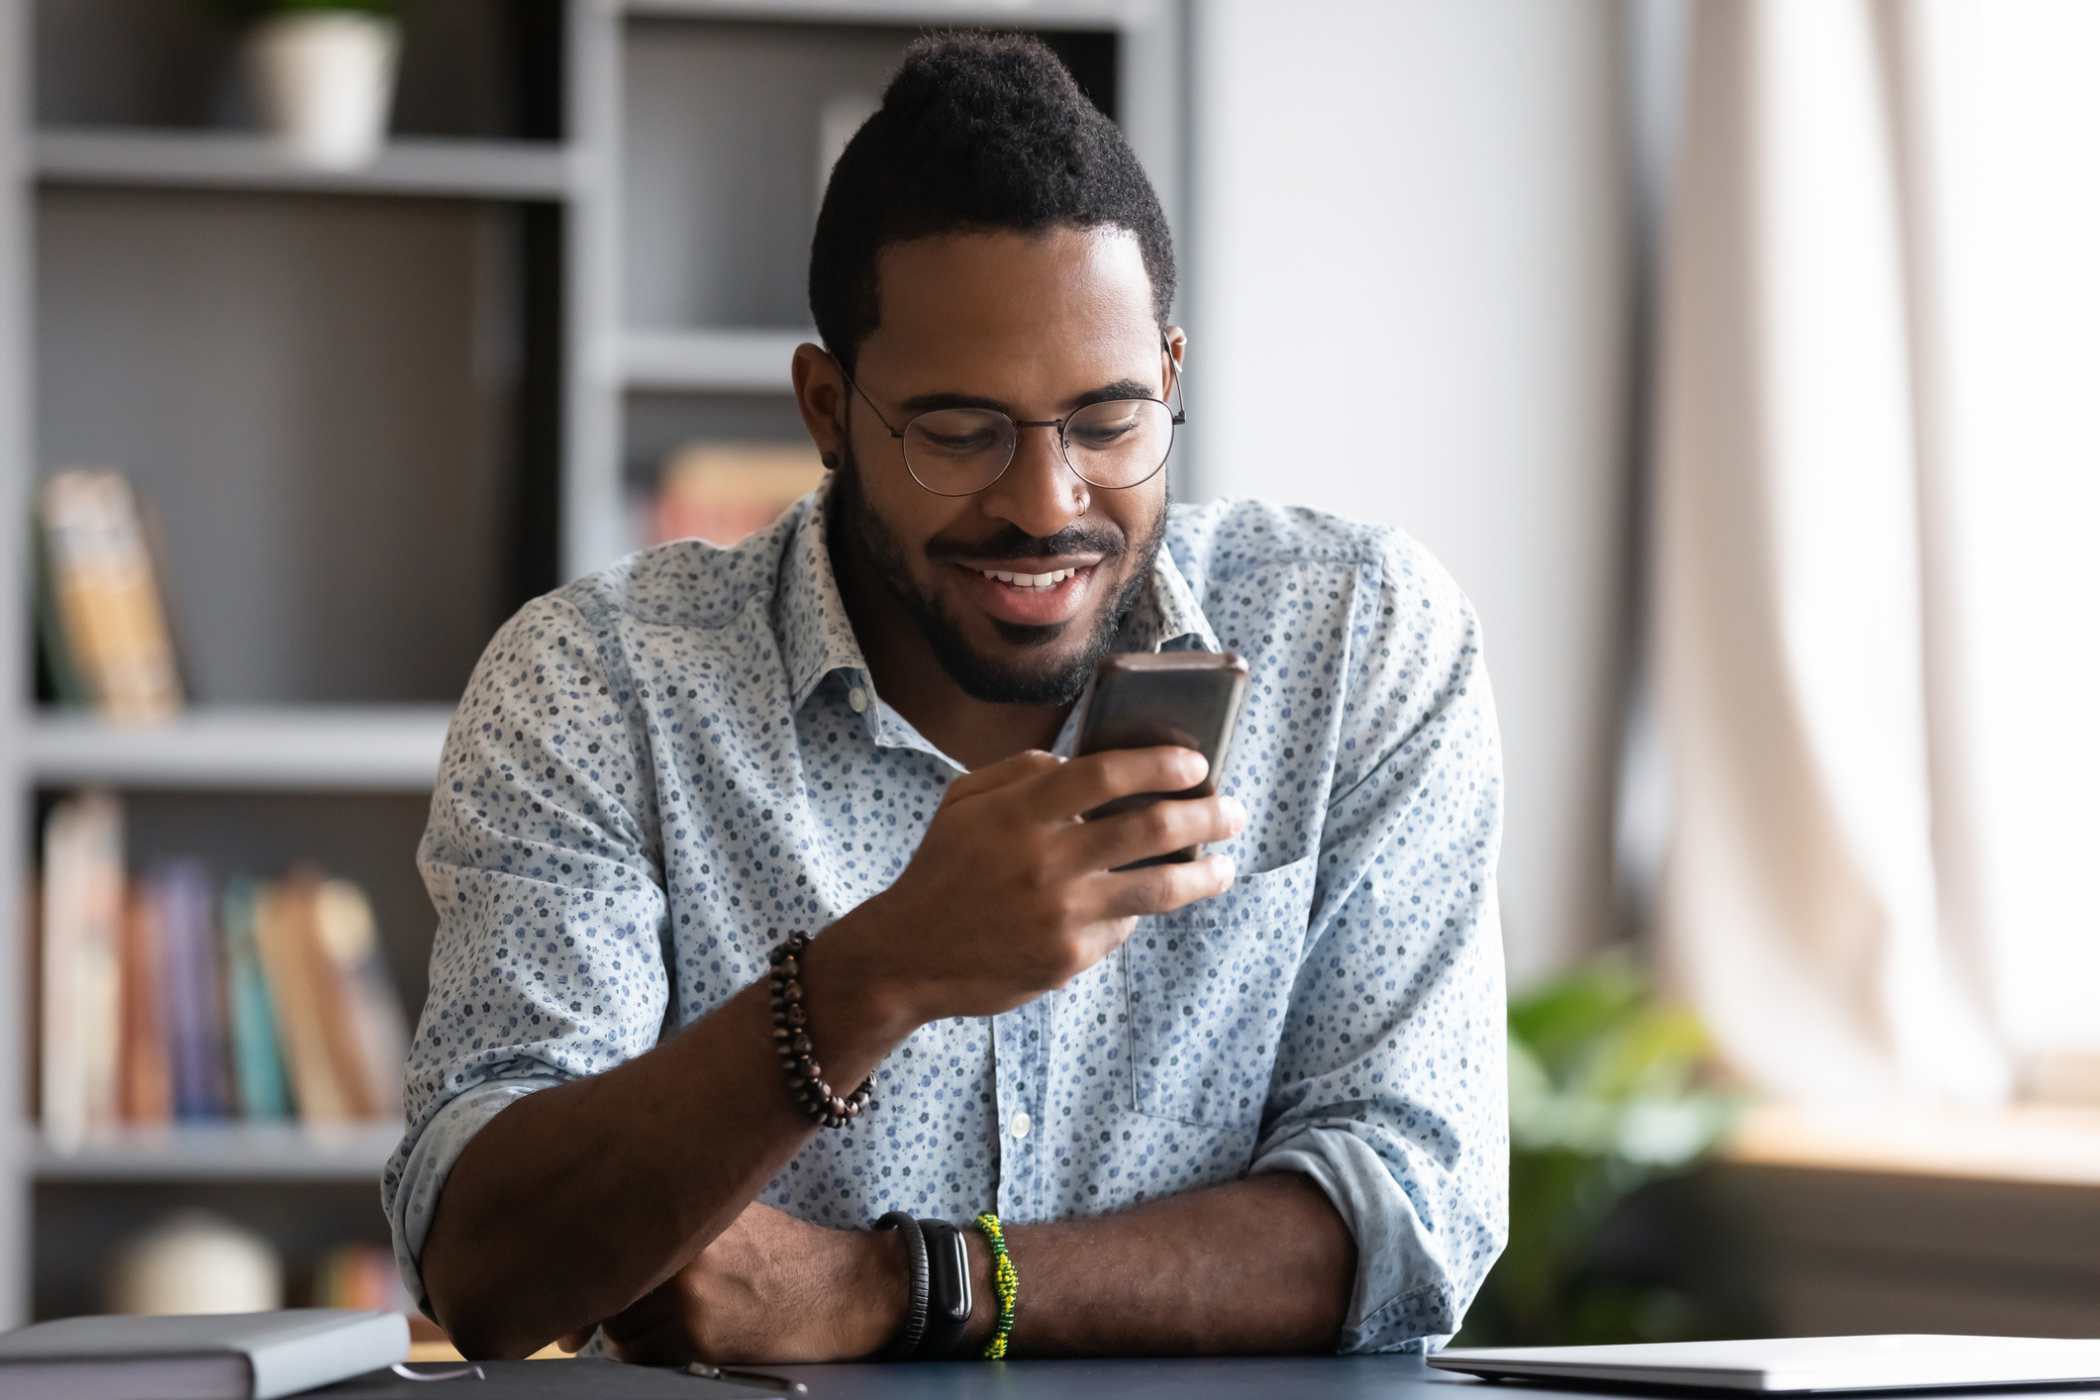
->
xmin=931 ymin=1224 xmax=973 ymax=1320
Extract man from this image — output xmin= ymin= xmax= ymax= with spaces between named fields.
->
xmin=382 ymin=32 xmax=1507 ymax=1365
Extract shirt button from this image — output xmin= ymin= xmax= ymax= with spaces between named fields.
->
xmin=847 ymin=686 xmax=868 ymax=714
xmin=1011 ymin=1111 xmax=1032 ymax=1140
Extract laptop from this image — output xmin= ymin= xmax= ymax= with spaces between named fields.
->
xmin=1428 ymin=1335 xmax=2100 ymax=1393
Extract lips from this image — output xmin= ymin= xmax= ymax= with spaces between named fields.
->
xmin=956 ymin=561 xmax=1097 ymax=627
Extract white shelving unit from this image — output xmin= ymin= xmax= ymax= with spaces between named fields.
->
xmin=0 ymin=0 xmax=1186 ymax=1332
xmin=25 ymin=708 xmax=453 ymax=792
xmin=34 ymin=129 xmax=582 ymax=201
xmin=33 ymin=1124 xmax=404 ymax=1185
xmin=620 ymin=327 xmax=815 ymax=394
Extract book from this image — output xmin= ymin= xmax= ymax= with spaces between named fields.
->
xmin=157 ymin=861 xmax=233 ymax=1120
xmin=31 ymin=511 xmax=90 ymax=705
xmin=254 ymin=877 xmax=359 ymax=1124
xmin=646 ymin=441 xmax=826 ymax=547
xmin=223 ymin=877 xmax=294 ymax=1121
xmin=0 ymin=1309 xmax=409 ymax=1400
xmin=40 ymin=793 xmax=126 ymax=1149
xmin=116 ymin=880 xmax=173 ymax=1125
xmin=313 ymin=1245 xmax=416 ymax=1319
xmin=36 ymin=469 xmax=184 ymax=719
xmin=312 ymin=877 xmax=408 ymax=1121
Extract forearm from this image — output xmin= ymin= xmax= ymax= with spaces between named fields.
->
xmin=422 ymin=909 xmax=915 ymax=1360
xmin=952 ymin=1173 xmax=1356 ymax=1357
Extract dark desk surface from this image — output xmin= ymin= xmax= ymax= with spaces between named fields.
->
xmin=318 ymin=1355 xmax=2100 ymax=1400
xmin=320 ymin=1354 xmax=1503 ymax=1400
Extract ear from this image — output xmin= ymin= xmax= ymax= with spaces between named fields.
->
xmin=1161 ymin=325 xmax=1188 ymax=405
xmin=792 ymin=342 xmax=847 ymax=470
xmin=1162 ymin=324 xmax=1189 ymax=372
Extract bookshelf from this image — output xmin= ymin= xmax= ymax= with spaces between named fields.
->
xmin=32 ymin=1123 xmax=403 ymax=1185
xmin=34 ymin=129 xmax=582 ymax=201
xmin=0 ymin=0 xmax=1186 ymax=1333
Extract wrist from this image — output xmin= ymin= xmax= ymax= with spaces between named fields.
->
xmin=848 ymin=1226 xmax=913 ymax=1360
xmin=823 ymin=898 xmax=930 ymax=1037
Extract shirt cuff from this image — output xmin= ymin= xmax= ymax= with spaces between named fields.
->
xmin=1250 ymin=1124 xmax=1476 ymax=1354
xmin=387 ymin=1077 xmax=563 ymax=1327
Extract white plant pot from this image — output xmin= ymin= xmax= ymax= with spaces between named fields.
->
xmin=244 ymin=12 xmax=399 ymax=170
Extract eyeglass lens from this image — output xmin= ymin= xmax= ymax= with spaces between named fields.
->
xmin=904 ymin=398 xmax=1174 ymax=496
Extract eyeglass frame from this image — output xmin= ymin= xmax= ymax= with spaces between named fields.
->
xmin=831 ymin=333 xmax=1188 ymax=498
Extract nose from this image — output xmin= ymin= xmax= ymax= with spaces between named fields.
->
xmin=978 ymin=423 xmax=1089 ymax=541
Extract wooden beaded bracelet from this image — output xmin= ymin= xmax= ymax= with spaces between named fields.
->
xmin=767 ymin=933 xmax=875 ymax=1129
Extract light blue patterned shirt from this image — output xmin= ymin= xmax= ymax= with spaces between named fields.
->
xmin=382 ymin=476 xmax=1508 ymax=1354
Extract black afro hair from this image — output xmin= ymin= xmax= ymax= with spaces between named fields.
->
xmin=808 ymin=31 xmax=1177 ymax=371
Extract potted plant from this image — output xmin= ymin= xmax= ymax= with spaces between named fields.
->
xmin=228 ymin=0 xmax=399 ymax=169
xmin=1457 ymin=949 xmax=1750 ymax=1346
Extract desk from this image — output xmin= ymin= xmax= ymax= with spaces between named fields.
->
xmin=316 ymin=1354 xmax=2100 ymax=1400
xmin=317 ymin=1354 xmax=1504 ymax=1400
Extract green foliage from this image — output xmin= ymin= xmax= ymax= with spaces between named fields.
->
xmin=1457 ymin=948 xmax=1744 ymax=1347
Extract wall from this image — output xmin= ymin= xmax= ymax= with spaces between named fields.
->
xmin=1186 ymin=0 xmax=1636 ymax=986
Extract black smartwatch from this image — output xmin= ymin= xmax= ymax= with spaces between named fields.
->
xmin=915 ymin=1217 xmax=975 ymax=1359
xmin=873 ymin=1211 xmax=929 ymax=1360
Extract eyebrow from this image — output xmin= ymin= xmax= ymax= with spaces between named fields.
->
xmin=894 ymin=378 xmax=1158 ymax=417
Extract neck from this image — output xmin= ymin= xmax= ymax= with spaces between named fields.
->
xmin=827 ymin=512 xmax=1071 ymax=771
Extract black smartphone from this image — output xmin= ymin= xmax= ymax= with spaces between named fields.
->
xmin=1073 ymin=651 xmax=1250 ymax=866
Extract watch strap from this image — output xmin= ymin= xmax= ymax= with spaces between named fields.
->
xmin=874 ymin=1211 xmax=930 ymax=1360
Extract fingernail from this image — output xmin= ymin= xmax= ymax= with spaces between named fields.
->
xmin=1180 ymin=750 xmax=1210 ymax=782
xmin=1224 ymin=795 xmax=1248 ymax=826
xmin=1217 ymin=855 xmax=1237 ymax=885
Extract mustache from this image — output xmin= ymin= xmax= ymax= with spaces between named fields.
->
xmin=926 ymin=524 xmax=1124 ymax=563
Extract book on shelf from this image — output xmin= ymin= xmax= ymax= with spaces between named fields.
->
xmin=643 ymin=440 xmax=827 ymax=548
xmin=40 ymin=793 xmax=125 ymax=1151
xmin=34 ymin=468 xmax=185 ymax=719
xmin=257 ymin=873 xmax=406 ymax=1124
xmin=36 ymin=796 xmax=408 ymax=1148
xmin=116 ymin=878 xmax=173 ymax=1126
xmin=313 ymin=1243 xmax=422 ymax=1323
xmin=224 ymin=877 xmax=295 ymax=1120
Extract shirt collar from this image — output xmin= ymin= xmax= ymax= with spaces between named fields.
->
xmin=775 ymin=479 xmax=1221 ymax=712
xmin=1119 ymin=531 xmax=1221 ymax=655
xmin=775 ymin=473 xmax=871 ymax=712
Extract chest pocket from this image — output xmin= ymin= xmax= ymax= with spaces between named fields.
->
xmin=1124 ymin=854 xmax=1317 ymax=1128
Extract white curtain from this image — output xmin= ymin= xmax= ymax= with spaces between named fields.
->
xmin=1651 ymin=0 xmax=2100 ymax=1103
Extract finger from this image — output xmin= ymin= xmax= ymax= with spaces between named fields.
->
xmin=1086 ymin=851 xmax=1237 ymax=923
xmin=556 ymin=1328 xmax=594 ymax=1353
xmin=1035 ymin=745 xmax=1210 ymax=820
xmin=942 ymin=748 xmax=1063 ymax=806
xmin=1072 ymin=792 xmax=1246 ymax=873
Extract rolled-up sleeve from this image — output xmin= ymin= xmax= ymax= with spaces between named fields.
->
xmin=1248 ymin=535 xmax=1509 ymax=1354
xmin=380 ymin=593 xmax=671 ymax=1321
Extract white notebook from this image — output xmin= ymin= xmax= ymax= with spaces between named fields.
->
xmin=0 ymin=1308 xmax=409 ymax=1400
xmin=1430 ymin=1335 xmax=2100 ymax=1393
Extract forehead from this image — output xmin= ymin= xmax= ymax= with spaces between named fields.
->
xmin=860 ymin=226 xmax=1159 ymax=388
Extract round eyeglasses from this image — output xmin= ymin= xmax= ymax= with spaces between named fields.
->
xmin=837 ymin=339 xmax=1187 ymax=498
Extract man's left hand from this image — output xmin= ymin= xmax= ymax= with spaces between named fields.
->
xmin=555 ymin=1202 xmax=906 ymax=1364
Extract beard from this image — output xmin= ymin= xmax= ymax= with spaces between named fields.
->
xmin=826 ymin=441 xmax=1165 ymax=706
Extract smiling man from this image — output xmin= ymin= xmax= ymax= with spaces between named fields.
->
xmin=383 ymin=33 xmax=1507 ymax=1366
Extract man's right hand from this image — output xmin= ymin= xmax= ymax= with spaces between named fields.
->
xmin=837 ymin=746 xmax=1245 ymax=1026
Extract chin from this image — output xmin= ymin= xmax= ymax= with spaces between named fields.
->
xmin=942 ymin=623 xmax=1100 ymax=706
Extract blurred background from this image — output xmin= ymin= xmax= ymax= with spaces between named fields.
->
xmin=1 ymin=0 xmax=2094 ymax=1355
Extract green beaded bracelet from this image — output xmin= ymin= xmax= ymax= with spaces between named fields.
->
xmin=972 ymin=1212 xmax=1018 ymax=1360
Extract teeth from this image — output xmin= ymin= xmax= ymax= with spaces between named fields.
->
xmin=979 ymin=567 xmax=1077 ymax=588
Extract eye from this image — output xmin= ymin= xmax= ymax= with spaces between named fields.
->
xmin=910 ymin=410 xmax=1008 ymax=456
xmin=1069 ymin=402 xmax=1148 ymax=450
xmin=1071 ymin=421 xmax=1137 ymax=449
